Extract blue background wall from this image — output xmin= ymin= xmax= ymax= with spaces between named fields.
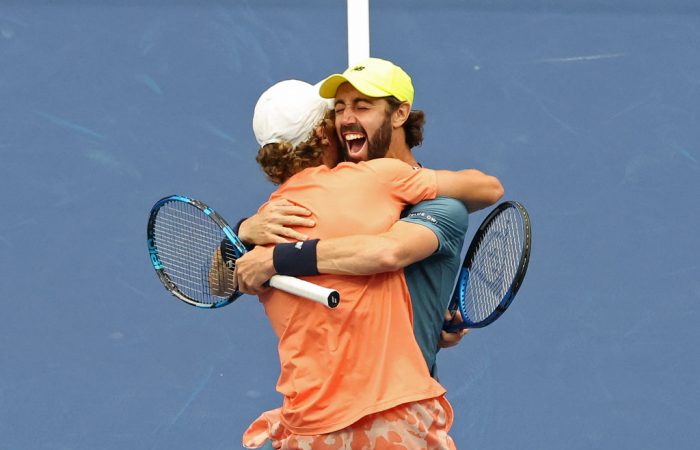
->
xmin=1 ymin=1 xmax=699 ymax=448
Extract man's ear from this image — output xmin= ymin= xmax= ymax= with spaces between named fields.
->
xmin=391 ymin=102 xmax=411 ymax=129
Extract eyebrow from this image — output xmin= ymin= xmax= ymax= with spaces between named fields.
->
xmin=334 ymin=96 xmax=376 ymax=106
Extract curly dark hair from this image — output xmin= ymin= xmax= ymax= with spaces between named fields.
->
xmin=255 ymin=116 xmax=334 ymax=185
xmin=385 ymin=97 xmax=425 ymax=149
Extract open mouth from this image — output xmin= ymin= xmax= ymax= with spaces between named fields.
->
xmin=343 ymin=132 xmax=367 ymax=158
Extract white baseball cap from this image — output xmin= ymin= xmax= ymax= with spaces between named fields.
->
xmin=252 ymin=79 xmax=334 ymax=147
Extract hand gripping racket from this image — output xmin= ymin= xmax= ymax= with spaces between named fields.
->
xmin=147 ymin=195 xmax=340 ymax=309
xmin=444 ymin=201 xmax=531 ymax=331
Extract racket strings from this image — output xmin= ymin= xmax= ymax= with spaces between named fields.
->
xmin=153 ymin=202 xmax=234 ymax=304
xmin=466 ymin=208 xmax=524 ymax=322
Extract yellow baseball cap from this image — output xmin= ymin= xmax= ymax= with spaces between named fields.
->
xmin=318 ymin=57 xmax=414 ymax=104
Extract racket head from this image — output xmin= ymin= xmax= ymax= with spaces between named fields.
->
xmin=147 ymin=195 xmax=247 ymax=309
xmin=448 ymin=201 xmax=531 ymax=329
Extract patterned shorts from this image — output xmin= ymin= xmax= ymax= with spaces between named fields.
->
xmin=242 ymin=396 xmax=456 ymax=450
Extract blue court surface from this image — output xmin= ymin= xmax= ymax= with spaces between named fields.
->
xmin=2 ymin=1 xmax=699 ymax=449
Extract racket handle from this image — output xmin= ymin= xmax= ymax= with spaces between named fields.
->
xmin=269 ymin=275 xmax=340 ymax=308
xmin=442 ymin=320 xmax=467 ymax=333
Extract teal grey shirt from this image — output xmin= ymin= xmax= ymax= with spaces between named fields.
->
xmin=401 ymin=196 xmax=469 ymax=378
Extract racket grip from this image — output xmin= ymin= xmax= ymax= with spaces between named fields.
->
xmin=269 ymin=275 xmax=340 ymax=308
xmin=442 ymin=320 xmax=467 ymax=333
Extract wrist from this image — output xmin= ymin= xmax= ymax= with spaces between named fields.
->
xmin=263 ymin=250 xmax=277 ymax=279
xmin=235 ymin=218 xmax=255 ymax=250
xmin=273 ymin=239 xmax=320 ymax=277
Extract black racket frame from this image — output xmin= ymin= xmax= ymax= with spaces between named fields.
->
xmin=447 ymin=200 xmax=532 ymax=329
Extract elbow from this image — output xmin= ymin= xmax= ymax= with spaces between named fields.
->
xmin=489 ymin=177 xmax=505 ymax=204
xmin=466 ymin=176 xmax=505 ymax=213
xmin=374 ymin=246 xmax=405 ymax=273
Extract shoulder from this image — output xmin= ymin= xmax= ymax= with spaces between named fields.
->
xmin=361 ymin=158 xmax=417 ymax=174
xmin=360 ymin=159 xmax=436 ymax=187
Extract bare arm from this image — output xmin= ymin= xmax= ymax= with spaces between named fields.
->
xmin=235 ymin=167 xmax=503 ymax=290
xmin=435 ymin=169 xmax=504 ymax=212
xmin=234 ymin=221 xmax=438 ymax=293
xmin=233 ymin=214 xmax=472 ymax=350
xmin=316 ymin=221 xmax=438 ymax=275
xmin=238 ymin=170 xmax=501 ymax=244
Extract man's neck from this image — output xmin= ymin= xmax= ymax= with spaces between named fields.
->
xmin=384 ymin=128 xmax=418 ymax=166
xmin=385 ymin=145 xmax=418 ymax=167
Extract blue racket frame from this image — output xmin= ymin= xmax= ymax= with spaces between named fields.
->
xmin=147 ymin=195 xmax=248 ymax=309
xmin=444 ymin=200 xmax=531 ymax=331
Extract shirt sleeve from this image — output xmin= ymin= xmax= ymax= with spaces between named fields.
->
xmin=364 ymin=158 xmax=438 ymax=206
xmin=401 ymin=197 xmax=469 ymax=256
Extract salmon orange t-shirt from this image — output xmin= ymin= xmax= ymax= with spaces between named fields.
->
xmin=257 ymin=158 xmax=446 ymax=435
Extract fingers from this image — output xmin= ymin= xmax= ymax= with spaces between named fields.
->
xmin=272 ymin=202 xmax=312 ymax=217
xmin=234 ymin=250 xmax=274 ymax=296
xmin=265 ymin=200 xmax=315 ymax=227
xmin=253 ymin=203 xmax=315 ymax=243
xmin=439 ymin=328 xmax=469 ymax=349
xmin=231 ymin=266 xmax=239 ymax=292
xmin=439 ymin=307 xmax=469 ymax=348
xmin=267 ymin=224 xmax=310 ymax=242
xmin=270 ymin=208 xmax=315 ymax=228
xmin=267 ymin=199 xmax=312 ymax=216
xmin=444 ymin=307 xmax=464 ymax=325
xmin=441 ymin=328 xmax=469 ymax=341
xmin=242 ymin=201 xmax=316 ymax=246
xmin=235 ymin=274 xmax=266 ymax=295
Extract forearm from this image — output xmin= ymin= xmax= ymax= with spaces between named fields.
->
xmin=435 ymin=169 xmax=504 ymax=212
xmin=236 ymin=217 xmax=255 ymax=244
xmin=314 ymin=221 xmax=439 ymax=276
xmin=269 ymin=221 xmax=437 ymax=278
xmin=316 ymin=235 xmax=407 ymax=275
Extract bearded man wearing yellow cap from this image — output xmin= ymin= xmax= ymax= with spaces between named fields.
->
xmin=319 ymin=57 xmax=422 ymax=163
xmin=230 ymin=59 xmax=503 ymax=449
xmin=239 ymin=58 xmax=495 ymax=368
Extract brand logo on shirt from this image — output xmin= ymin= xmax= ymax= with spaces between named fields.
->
xmin=407 ymin=211 xmax=438 ymax=224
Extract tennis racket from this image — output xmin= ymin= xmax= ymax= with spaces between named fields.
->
xmin=443 ymin=201 xmax=531 ymax=331
xmin=147 ymin=195 xmax=340 ymax=309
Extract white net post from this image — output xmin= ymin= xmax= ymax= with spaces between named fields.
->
xmin=347 ymin=0 xmax=370 ymax=65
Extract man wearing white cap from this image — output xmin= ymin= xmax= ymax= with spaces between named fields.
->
xmin=230 ymin=71 xmax=502 ymax=447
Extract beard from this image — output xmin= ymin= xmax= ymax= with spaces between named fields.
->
xmin=366 ymin=114 xmax=393 ymax=160
xmin=340 ymin=113 xmax=393 ymax=161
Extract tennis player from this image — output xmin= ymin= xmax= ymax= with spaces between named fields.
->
xmin=238 ymin=58 xmax=501 ymax=377
xmin=232 ymin=76 xmax=502 ymax=449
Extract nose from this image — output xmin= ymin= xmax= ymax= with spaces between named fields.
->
xmin=338 ymin=107 xmax=358 ymax=125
